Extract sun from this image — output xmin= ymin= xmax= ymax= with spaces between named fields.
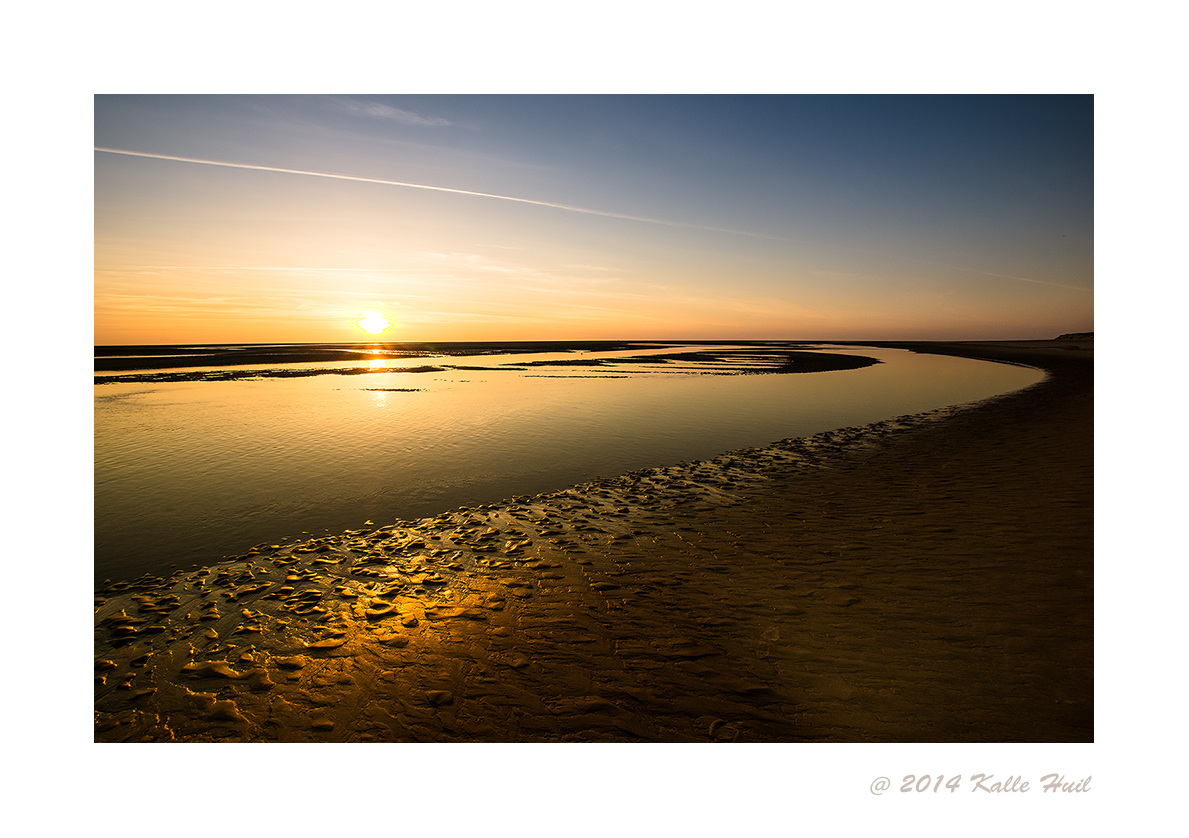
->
xmin=353 ymin=311 xmax=394 ymax=336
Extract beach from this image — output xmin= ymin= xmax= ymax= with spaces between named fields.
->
xmin=94 ymin=339 xmax=1092 ymax=742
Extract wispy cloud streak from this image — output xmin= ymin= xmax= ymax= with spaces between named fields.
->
xmin=950 ymin=267 xmax=1089 ymax=293
xmin=337 ymin=100 xmax=452 ymax=127
xmin=97 ymin=265 xmax=419 ymax=272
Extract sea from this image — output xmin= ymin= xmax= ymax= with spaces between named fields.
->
xmin=94 ymin=342 xmax=1044 ymax=583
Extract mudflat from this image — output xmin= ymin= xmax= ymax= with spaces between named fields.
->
xmin=94 ymin=340 xmax=1092 ymax=742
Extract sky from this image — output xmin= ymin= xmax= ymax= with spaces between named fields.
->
xmin=94 ymin=95 xmax=1093 ymax=344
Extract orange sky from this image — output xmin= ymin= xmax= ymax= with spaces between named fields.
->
xmin=95 ymin=96 xmax=1093 ymax=344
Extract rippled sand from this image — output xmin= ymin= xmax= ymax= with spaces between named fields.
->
xmin=94 ymin=341 xmax=1092 ymax=742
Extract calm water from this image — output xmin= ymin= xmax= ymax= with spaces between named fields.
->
xmin=94 ymin=346 xmax=1043 ymax=582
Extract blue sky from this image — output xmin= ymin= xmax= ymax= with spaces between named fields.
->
xmin=94 ymin=95 xmax=1093 ymax=343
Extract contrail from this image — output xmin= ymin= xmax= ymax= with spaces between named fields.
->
xmin=94 ymin=146 xmax=768 ymax=239
xmin=95 ymin=147 xmax=1090 ymax=293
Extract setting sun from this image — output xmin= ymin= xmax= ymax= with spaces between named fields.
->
xmin=354 ymin=312 xmax=394 ymax=335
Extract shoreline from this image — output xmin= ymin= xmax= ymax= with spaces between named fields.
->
xmin=95 ymin=340 xmax=1092 ymax=742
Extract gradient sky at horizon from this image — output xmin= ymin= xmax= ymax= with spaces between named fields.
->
xmin=94 ymin=95 xmax=1093 ymax=344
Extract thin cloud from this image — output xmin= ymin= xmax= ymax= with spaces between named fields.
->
xmin=950 ymin=267 xmax=1090 ymax=293
xmin=337 ymin=99 xmax=452 ymax=127
xmin=98 ymin=265 xmax=420 ymax=273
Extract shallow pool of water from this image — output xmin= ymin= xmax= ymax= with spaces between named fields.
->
xmin=94 ymin=345 xmax=1042 ymax=582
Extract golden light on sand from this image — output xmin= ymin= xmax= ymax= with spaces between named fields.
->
xmin=354 ymin=312 xmax=394 ymax=335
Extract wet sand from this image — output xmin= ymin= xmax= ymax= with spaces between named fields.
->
xmin=94 ymin=341 xmax=879 ymax=383
xmin=94 ymin=340 xmax=669 ymax=371
xmin=94 ymin=340 xmax=1092 ymax=742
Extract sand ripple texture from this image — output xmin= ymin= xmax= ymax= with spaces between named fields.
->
xmin=94 ymin=344 xmax=1092 ymax=742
